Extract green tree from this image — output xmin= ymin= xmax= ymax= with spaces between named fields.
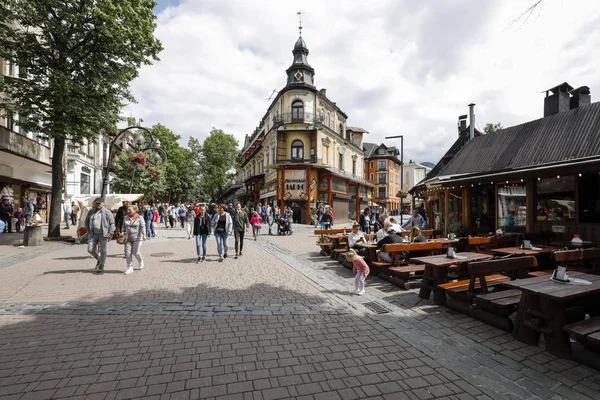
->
xmin=193 ymin=128 xmax=240 ymax=202
xmin=484 ymin=122 xmax=504 ymax=134
xmin=0 ymin=0 xmax=162 ymax=237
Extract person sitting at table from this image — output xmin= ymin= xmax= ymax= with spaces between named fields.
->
xmin=376 ymin=222 xmax=390 ymax=242
xmin=373 ymin=214 xmax=386 ymax=234
xmin=388 ymin=217 xmax=404 ymax=233
xmin=348 ymin=221 xmax=366 ymax=248
xmin=410 ymin=227 xmax=427 ymax=243
xmin=376 ymin=225 xmax=403 ymax=262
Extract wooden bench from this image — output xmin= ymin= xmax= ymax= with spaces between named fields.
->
xmin=440 ymin=256 xmax=538 ymax=331
xmin=553 ymin=248 xmax=600 ymax=274
xmin=376 ymin=242 xmax=442 ymax=290
xmin=564 ymin=317 xmax=600 ymax=353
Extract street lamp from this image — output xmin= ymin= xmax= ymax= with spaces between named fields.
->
xmin=100 ymin=125 xmax=167 ymax=198
xmin=385 ymin=135 xmax=403 ymax=214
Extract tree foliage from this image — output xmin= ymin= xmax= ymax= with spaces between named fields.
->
xmin=192 ymin=128 xmax=240 ymax=202
xmin=484 ymin=122 xmax=504 ymax=135
xmin=0 ymin=0 xmax=162 ymax=237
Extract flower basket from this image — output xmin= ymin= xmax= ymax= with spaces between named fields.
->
xmin=396 ymin=190 xmax=408 ymax=199
xmin=128 ymin=152 xmax=148 ymax=168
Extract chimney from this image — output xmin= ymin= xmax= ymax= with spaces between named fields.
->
xmin=468 ymin=103 xmax=476 ymax=140
xmin=457 ymin=114 xmax=467 ymax=134
xmin=543 ymin=82 xmax=573 ymax=117
xmin=319 ymin=88 xmax=327 ymax=97
xmin=570 ymin=86 xmax=591 ymax=109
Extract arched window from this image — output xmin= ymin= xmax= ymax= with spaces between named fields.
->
xmin=292 ymin=100 xmax=304 ymax=122
xmin=291 ymin=139 xmax=304 ymax=160
xmin=338 ymin=123 xmax=344 ymax=137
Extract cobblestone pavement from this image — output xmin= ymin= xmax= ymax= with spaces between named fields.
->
xmin=0 ymin=223 xmax=599 ymax=399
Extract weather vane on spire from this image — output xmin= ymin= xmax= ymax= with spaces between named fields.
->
xmin=297 ymin=11 xmax=304 ymax=37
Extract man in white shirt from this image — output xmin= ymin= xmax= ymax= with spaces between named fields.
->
xmin=62 ymin=200 xmax=72 ymax=229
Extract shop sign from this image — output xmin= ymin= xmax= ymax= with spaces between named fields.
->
xmin=283 ymin=170 xmax=307 ymax=200
xmin=259 ymin=184 xmax=277 ymax=199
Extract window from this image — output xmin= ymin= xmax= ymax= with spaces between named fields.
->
xmin=80 ymin=173 xmax=90 ymax=194
xmin=291 ymin=139 xmax=304 ymax=159
xmin=338 ymin=123 xmax=343 ymax=137
xmin=352 ymin=159 xmax=356 ymax=176
xmin=370 ymin=173 xmax=373 ymax=181
xmin=498 ymin=184 xmax=527 ymax=233
xmin=378 ymin=160 xmax=386 ymax=171
xmin=6 ymin=110 xmax=14 ymax=131
xmin=271 ymin=147 xmax=276 ymax=164
xmin=291 ymin=100 xmax=304 ymax=122
xmin=378 ymin=187 xmax=386 ymax=199
xmin=536 ymin=176 xmax=576 ymax=221
xmin=370 ymin=161 xmax=374 ymax=169
xmin=349 ymin=131 xmax=355 ymax=144
xmin=470 ymin=184 xmax=495 ymax=229
xmin=378 ymin=173 xmax=386 ymax=185
xmin=579 ymin=173 xmax=600 ymax=223
xmin=338 ymin=153 xmax=344 ymax=170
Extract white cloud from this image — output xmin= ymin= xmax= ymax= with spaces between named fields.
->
xmin=127 ymin=0 xmax=600 ymax=164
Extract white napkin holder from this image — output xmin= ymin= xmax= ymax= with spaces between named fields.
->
xmin=522 ymin=240 xmax=532 ymax=250
xmin=448 ymin=233 xmax=456 ymax=240
xmin=496 ymin=228 xmax=503 ymax=236
xmin=446 ymin=246 xmax=456 ymax=258
xmin=551 ymin=266 xmax=569 ymax=282
xmin=571 ymin=236 xmax=583 ymax=244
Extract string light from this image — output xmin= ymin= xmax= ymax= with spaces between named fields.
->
xmin=579 ymin=173 xmax=582 ymax=177
xmin=537 ymin=177 xmax=540 ymax=181
xmin=557 ymin=175 xmax=560 ymax=179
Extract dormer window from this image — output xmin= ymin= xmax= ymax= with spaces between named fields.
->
xmin=338 ymin=123 xmax=344 ymax=137
xmin=292 ymin=100 xmax=304 ymax=123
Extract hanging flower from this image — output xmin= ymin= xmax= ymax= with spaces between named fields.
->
xmin=127 ymin=152 xmax=148 ymax=167
xmin=397 ymin=190 xmax=408 ymax=198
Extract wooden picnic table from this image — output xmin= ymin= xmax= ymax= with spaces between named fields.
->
xmin=468 ymin=236 xmax=493 ymax=252
xmin=353 ymin=242 xmax=378 ymax=262
xmin=504 ymin=272 xmax=600 ymax=358
xmin=413 ymin=252 xmax=494 ymax=305
xmin=550 ymin=241 xmax=597 ymax=250
xmin=428 ymin=238 xmax=460 ymax=246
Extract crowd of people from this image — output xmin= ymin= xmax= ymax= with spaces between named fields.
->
xmin=86 ymin=199 xmax=297 ymax=274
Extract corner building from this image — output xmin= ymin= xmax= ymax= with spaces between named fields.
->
xmin=238 ymin=35 xmax=373 ymax=224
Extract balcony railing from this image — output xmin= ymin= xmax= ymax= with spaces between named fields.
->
xmin=0 ymin=126 xmax=52 ymax=165
xmin=378 ymin=179 xmax=387 ymax=185
xmin=272 ymin=111 xmax=318 ymax=128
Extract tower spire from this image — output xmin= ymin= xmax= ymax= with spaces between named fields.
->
xmin=297 ymin=11 xmax=304 ymax=37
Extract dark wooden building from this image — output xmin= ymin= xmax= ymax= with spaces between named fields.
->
xmin=412 ymin=83 xmax=600 ymax=241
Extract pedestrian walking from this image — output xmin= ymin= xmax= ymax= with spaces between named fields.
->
xmin=62 ymin=199 xmax=72 ymax=229
xmin=85 ymin=197 xmax=115 ymax=274
xmin=250 ymin=211 xmax=262 ymax=241
xmin=121 ymin=205 xmax=146 ymax=275
xmin=178 ymin=204 xmax=186 ymax=229
xmin=347 ymin=249 xmax=369 ymax=295
xmin=115 ymin=200 xmax=129 ymax=234
xmin=71 ymin=201 xmax=80 ymax=227
xmin=232 ymin=203 xmax=249 ymax=258
xmin=186 ymin=206 xmax=196 ymax=239
xmin=152 ymin=207 xmax=159 ymax=237
xmin=359 ymin=207 xmax=371 ymax=234
xmin=193 ymin=206 xmax=211 ymax=262
xmin=167 ymin=204 xmax=176 ymax=229
xmin=163 ymin=203 xmax=169 ymax=228
xmin=212 ymin=204 xmax=233 ymax=262
xmin=267 ymin=211 xmax=274 ymax=235
xmin=144 ymin=204 xmax=153 ymax=238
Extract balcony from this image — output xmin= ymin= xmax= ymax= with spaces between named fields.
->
xmin=275 ymin=155 xmax=317 ymax=165
xmin=272 ymin=110 xmax=318 ymax=129
xmin=0 ymin=126 xmax=51 ymax=165
xmin=378 ymin=179 xmax=387 ymax=185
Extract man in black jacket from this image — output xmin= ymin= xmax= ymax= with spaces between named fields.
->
xmin=376 ymin=227 xmax=404 ymax=262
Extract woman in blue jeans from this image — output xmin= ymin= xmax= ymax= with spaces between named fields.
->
xmin=211 ymin=204 xmax=233 ymax=262
xmin=193 ymin=206 xmax=211 ymax=263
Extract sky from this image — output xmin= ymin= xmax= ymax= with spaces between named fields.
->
xmin=127 ymin=0 xmax=600 ymax=165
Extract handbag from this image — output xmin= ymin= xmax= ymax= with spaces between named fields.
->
xmin=116 ymin=232 xmax=127 ymax=244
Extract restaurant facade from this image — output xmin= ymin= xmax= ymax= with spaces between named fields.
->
xmin=235 ymin=34 xmax=373 ymax=224
xmin=412 ymin=83 xmax=600 ymax=241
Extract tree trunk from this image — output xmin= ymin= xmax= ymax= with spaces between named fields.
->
xmin=48 ymin=136 xmax=65 ymax=238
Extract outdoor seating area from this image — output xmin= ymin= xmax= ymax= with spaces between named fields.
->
xmin=314 ymin=228 xmax=600 ymax=370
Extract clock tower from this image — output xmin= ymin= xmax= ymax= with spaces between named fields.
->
xmin=285 ymin=36 xmax=315 ymax=87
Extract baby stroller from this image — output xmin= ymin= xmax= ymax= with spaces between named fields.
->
xmin=275 ymin=214 xmax=292 ymax=235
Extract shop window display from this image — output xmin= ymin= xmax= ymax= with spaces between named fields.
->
xmin=536 ymin=176 xmax=575 ymax=221
xmin=498 ymin=184 xmax=526 ymax=232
